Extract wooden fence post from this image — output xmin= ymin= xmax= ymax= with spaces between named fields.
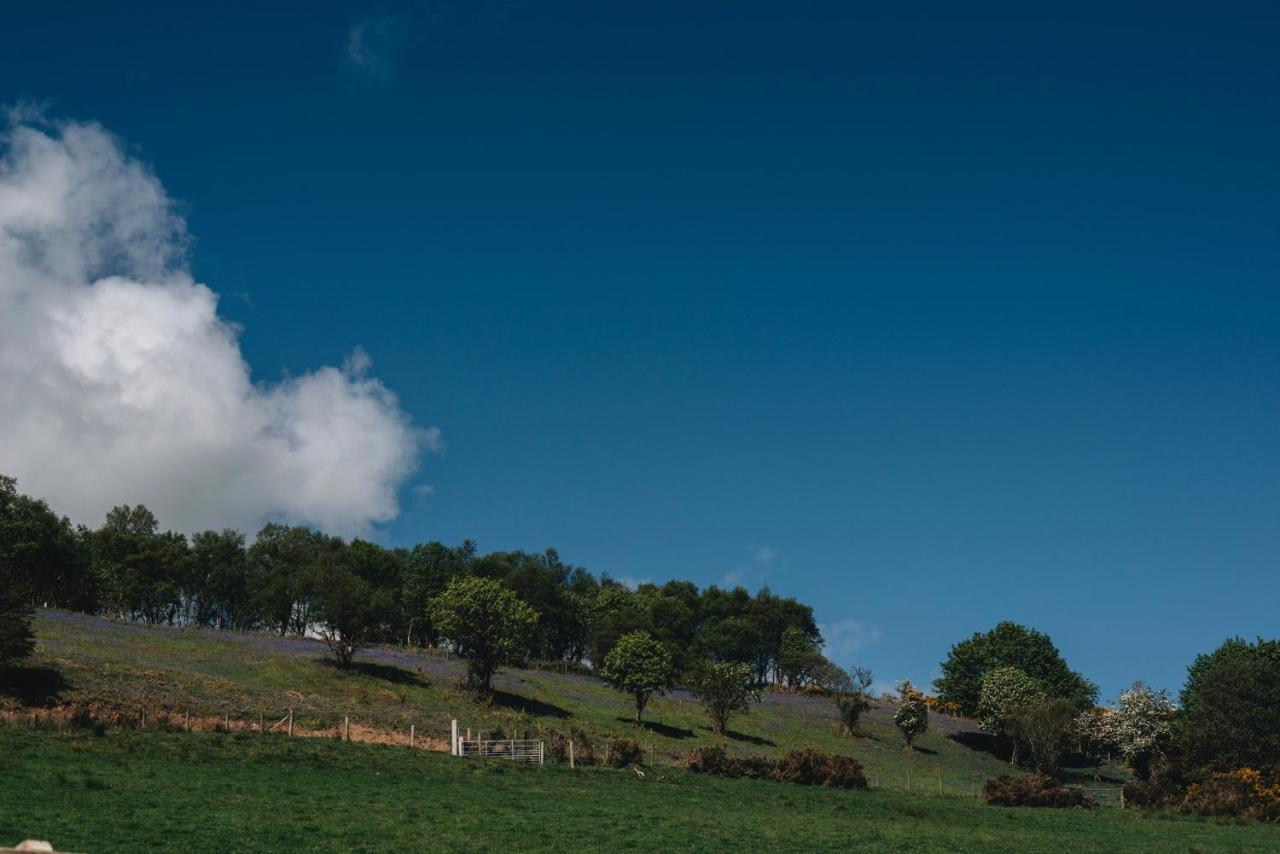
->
xmin=184 ymin=709 xmax=190 ymax=732
xmin=569 ymin=740 xmax=575 ymax=770
xmin=287 ymin=709 xmax=293 ymax=737
xmin=410 ymin=724 xmax=415 ymax=749
xmin=259 ymin=712 xmax=264 ymax=734
xmin=225 ymin=710 xmax=230 ymax=732
xmin=906 ymin=769 xmax=911 ymax=791
xmin=451 ymin=720 xmax=458 ymax=755
xmin=344 ymin=716 xmax=350 ymax=741
xmin=140 ymin=709 xmax=146 ymax=729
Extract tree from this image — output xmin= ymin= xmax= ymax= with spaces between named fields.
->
xmin=400 ymin=541 xmax=466 ymax=647
xmin=429 ymin=576 xmax=538 ymax=692
xmin=311 ymin=547 xmax=377 ymax=669
xmin=1012 ymin=697 xmax=1077 ymax=776
xmin=1180 ymin=637 xmax=1280 ymax=773
xmin=777 ymin=626 xmax=824 ymax=687
xmin=187 ymin=529 xmax=251 ymax=629
xmin=1097 ymin=681 xmax=1174 ymax=780
xmin=91 ymin=505 xmax=189 ymax=624
xmin=816 ymin=661 xmax=873 ymax=735
xmin=0 ymin=475 xmax=92 ymax=612
xmin=978 ymin=666 xmax=1045 ymax=765
xmin=687 ymin=661 xmax=760 ymax=735
xmin=935 ymin=621 xmax=1097 ymax=716
xmin=0 ymin=477 xmax=39 ymax=663
xmin=600 ymin=630 xmax=675 ymax=723
xmin=893 ymin=680 xmax=929 ymax=750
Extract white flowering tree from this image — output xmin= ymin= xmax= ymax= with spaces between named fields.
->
xmin=1097 ymin=680 xmax=1174 ymax=779
xmin=977 ymin=666 xmax=1044 ymax=765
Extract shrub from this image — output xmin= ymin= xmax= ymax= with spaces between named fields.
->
xmin=606 ymin=737 xmax=644 ymax=768
xmin=894 ymin=680 xmax=929 ymax=750
xmin=686 ymin=661 xmax=760 ymax=735
xmin=687 ymin=746 xmax=867 ymax=789
xmin=983 ymin=774 xmax=1097 ymax=809
xmin=1181 ymin=769 xmax=1280 ymax=823
xmin=773 ymin=748 xmax=867 ymax=789
xmin=686 ymin=745 xmax=775 ymax=779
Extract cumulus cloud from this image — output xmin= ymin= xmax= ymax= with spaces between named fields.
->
xmin=345 ymin=15 xmax=410 ymax=84
xmin=0 ymin=116 xmax=430 ymax=536
xmin=820 ymin=619 xmax=883 ymax=667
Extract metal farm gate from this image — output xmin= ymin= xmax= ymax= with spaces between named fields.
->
xmin=456 ymin=737 xmax=544 ymax=765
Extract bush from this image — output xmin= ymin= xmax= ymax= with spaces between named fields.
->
xmin=983 ymin=774 xmax=1097 ymax=809
xmin=1121 ymin=761 xmax=1186 ymax=810
xmin=686 ymin=745 xmax=775 ymax=779
xmin=606 ymin=737 xmax=644 ymax=768
xmin=773 ymin=748 xmax=867 ymax=789
xmin=687 ymin=746 xmax=866 ymax=789
xmin=1181 ymin=769 xmax=1280 ymax=823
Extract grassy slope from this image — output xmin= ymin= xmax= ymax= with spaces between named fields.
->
xmin=17 ymin=610 xmax=1084 ymax=794
xmin=3 ymin=729 xmax=1277 ymax=854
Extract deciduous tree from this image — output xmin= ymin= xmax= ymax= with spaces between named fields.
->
xmin=600 ymin=630 xmax=675 ymax=723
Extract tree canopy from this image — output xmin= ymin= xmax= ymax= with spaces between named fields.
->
xmin=429 ymin=576 xmax=539 ymax=692
xmin=600 ymin=630 xmax=675 ymax=723
xmin=934 ymin=621 xmax=1097 ymax=716
xmin=1180 ymin=637 xmax=1280 ymax=773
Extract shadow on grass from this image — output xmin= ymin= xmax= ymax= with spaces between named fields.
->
xmin=490 ymin=689 xmax=570 ymax=719
xmin=948 ymin=730 xmax=1011 ymax=762
xmin=0 ymin=665 xmax=69 ymax=706
xmin=319 ymin=658 xmax=430 ymax=687
xmin=724 ymin=728 xmax=777 ymax=747
xmin=615 ymin=718 xmax=696 ymax=739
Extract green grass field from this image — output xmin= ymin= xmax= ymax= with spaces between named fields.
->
xmin=3 ymin=729 xmax=1277 ymax=853
xmin=3 ymin=611 xmax=1278 ymax=852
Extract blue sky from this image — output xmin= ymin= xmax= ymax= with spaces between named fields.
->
xmin=3 ymin=2 xmax=1278 ymax=700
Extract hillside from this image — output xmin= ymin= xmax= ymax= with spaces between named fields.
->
xmin=7 ymin=612 xmax=1280 ymax=852
xmin=11 ymin=610 xmax=1086 ymax=794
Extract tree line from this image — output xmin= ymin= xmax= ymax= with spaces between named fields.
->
xmin=0 ymin=474 xmax=822 ymax=685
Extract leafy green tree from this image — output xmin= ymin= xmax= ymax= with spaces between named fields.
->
xmin=1180 ymin=637 xmax=1280 ymax=772
xmin=311 ymin=545 xmax=377 ymax=669
xmin=777 ymin=626 xmax=824 ymax=687
xmin=935 ymin=622 xmax=1097 ymax=716
xmin=894 ymin=680 xmax=929 ymax=750
xmin=600 ymin=630 xmax=675 ymax=723
xmin=187 ymin=529 xmax=251 ymax=628
xmin=687 ymin=660 xmax=761 ymax=735
xmin=1012 ymin=697 xmax=1077 ymax=776
xmin=0 ymin=476 xmax=37 ymax=664
xmin=429 ymin=576 xmax=538 ymax=692
xmin=248 ymin=524 xmax=335 ymax=636
xmin=587 ymin=583 xmax=647 ymax=666
xmin=92 ymin=505 xmax=189 ymax=624
xmin=0 ymin=475 xmax=92 ymax=611
xmin=401 ymin=541 xmax=466 ymax=647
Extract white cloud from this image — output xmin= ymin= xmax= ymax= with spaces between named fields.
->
xmin=752 ymin=545 xmax=777 ymax=563
xmin=820 ymin=619 xmax=883 ymax=667
xmin=345 ymin=15 xmax=410 ymax=84
xmin=0 ymin=116 xmax=431 ymax=536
